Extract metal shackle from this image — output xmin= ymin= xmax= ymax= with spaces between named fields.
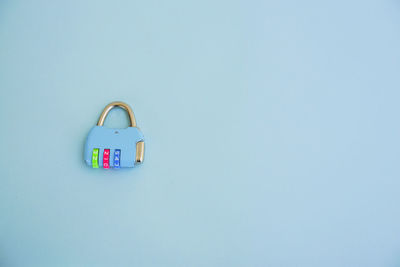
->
xmin=97 ymin=101 xmax=137 ymax=127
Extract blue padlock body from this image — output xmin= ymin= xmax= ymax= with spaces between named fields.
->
xmin=84 ymin=126 xmax=144 ymax=168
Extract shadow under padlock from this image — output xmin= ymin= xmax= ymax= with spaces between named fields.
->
xmin=84 ymin=101 xmax=145 ymax=169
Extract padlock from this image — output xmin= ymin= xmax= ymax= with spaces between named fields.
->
xmin=84 ymin=101 xmax=145 ymax=169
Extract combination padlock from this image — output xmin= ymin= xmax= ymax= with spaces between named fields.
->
xmin=84 ymin=101 xmax=145 ymax=169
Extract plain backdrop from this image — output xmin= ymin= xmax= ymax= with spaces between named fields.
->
xmin=1 ymin=0 xmax=400 ymax=266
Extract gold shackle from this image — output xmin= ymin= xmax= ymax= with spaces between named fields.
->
xmin=97 ymin=101 xmax=137 ymax=127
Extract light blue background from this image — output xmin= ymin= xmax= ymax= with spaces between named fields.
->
xmin=1 ymin=0 xmax=400 ymax=266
